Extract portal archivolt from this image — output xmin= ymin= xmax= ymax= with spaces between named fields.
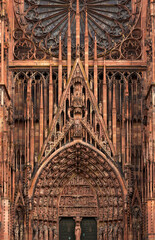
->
xmin=30 ymin=141 xmax=127 ymax=240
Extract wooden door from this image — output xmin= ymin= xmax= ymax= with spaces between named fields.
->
xmin=59 ymin=218 xmax=75 ymax=240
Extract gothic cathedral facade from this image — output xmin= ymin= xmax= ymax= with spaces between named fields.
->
xmin=0 ymin=0 xmax=155 ymax=239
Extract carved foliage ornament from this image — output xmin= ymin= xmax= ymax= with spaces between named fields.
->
xmin=13 ymin=0 xmax=141 ymax=59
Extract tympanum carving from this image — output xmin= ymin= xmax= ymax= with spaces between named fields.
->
xmin=31 ymin=143 xmax=124 ymax=239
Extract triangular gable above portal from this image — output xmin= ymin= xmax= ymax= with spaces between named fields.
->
xmin=39 ymin=58 xmax=115 ymax=163
xmin=67 ymin=58 xmax=89 ymax=86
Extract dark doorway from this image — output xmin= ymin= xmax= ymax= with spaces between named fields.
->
xmin=59 ymin=218 xmax=75 ymax=240
xmin=59 ymin=217 xmax=97 ymax=240
xmin=81 ymin=218 xmax=97 ymax=240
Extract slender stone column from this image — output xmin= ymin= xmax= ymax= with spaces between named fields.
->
xmin=121 ymin=93 xmax=125 ymax=171
xmin=85 ymin=9 xmax=89 ymax=78
xmin=67 ymin=10 xmax=71 ymax=79
xmin=49 ymin=65 xmax=53 ymax=125
xmin=39 ymin=83 xmax=44 ymax=151
xmin=112 ymin=81 xmax=116 ymax=151
xmin=76 ymin=0 xmax=80 ymax=52
xmin=26 ymin=80 xmax=31 ymax=164
xmin=30 ymin=103 xmax=34 ymax=172
xmin=44 ymin=84 xmax=47 ymax=132
xmin=58 ymin=34 xmax=62 ymax=103
xmin=94 ymin=34 xmax=98 ymax=102
xmin=1 ymin=0 xmax=5 ymax=84
xmin=125 ymin=81 xmax=129 ymax=164
xmin=103 ymin=60 xmax=107 ymax=128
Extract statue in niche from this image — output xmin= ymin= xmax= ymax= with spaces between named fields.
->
xmin=90 ymin=78 xmax=93 ymax=90
xmin=54 ymin=103 xmax=58 ymax=115
xmin=99 ymin=102 xmax=102 ymax=115
xmin=75 ymin=222 xmax=81 ymax=240
xmin=53 ymin=226 xmax=58 ymax=240
xmin=14 ymin=215 xmax=19 ymax=240
xmin=132 ymin=205 xmax=142 ymax=240
xmin=14 ymin=209 xmax=24 ymax=240
xmin=76 ymin=44 xmax=80 ymax=58
xmin=63 ymin=77 xmax=66 ymax=90
xmin=99 ymin=226 xmax=104 ymax=240
xmin=74 ymin=120 xmax=82 ymax=137
xmin=19 ymin=223 xmax=24 ymax=240
xmin=33 ymin=220 xmax=38 ymax=240
xmin=71 ymin=82 xmax=84 ymax=108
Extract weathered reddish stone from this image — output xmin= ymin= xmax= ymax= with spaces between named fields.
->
xmin=0 ymin=0 xmax=155 ymax=239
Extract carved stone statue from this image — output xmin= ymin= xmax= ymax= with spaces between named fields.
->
xmin=99 ymin=102 xmax=102 ymax=115
xmin=75 ymin=222 xmax=81 ymax=240
xmin=14 ymin=216 xmax=19 ymax=240
xmin=54 ymin=103 xmax=58 ymax=115
xmin=76 ymin=44 xmax=80 ymax=58
xmin=132 ymin=205 xmax=142 ymax=239
xmin=63 ymin=77 xmax=66 ymax=90
xmin=33 ymin=221 xmax=38 ymax=240
xmin=99 ymin=226 xmax=104 ymax=240
xmin=90 ymin=79 xmax=93 ymax=90
xmin=20 ymin=223 xmax=24 ymax=240
xmin=53 ymin=226 xmax=58 ymax=240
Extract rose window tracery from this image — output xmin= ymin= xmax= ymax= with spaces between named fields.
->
xmin=14 ymin=0 xmax=141 ymax=59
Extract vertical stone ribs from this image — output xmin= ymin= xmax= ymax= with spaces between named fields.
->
xmin=40 ymin=59 xmax=115 ymax=163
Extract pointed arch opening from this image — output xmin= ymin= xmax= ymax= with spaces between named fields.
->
xmin=29 ymin=141 xmax=127 ymax=240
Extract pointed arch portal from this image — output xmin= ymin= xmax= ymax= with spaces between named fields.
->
xmin=29 ymin=141 xmax=127 ymax=240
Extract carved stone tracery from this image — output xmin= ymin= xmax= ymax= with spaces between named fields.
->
xmin=13 ymin=0 xmax=141 ymax=60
